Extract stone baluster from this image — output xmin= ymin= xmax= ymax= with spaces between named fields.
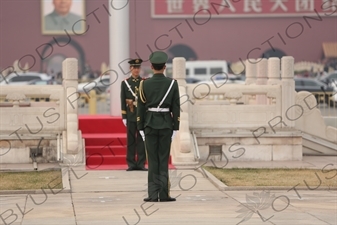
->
xmin=245 ymin=59 xmax=257 ymax=104
xmin=256 ymin=58 xmax=268 ymax=105
xmin=267 ymin=91 xmax=277 ymax=105
xmin=6 ymin=93 xmax=26 ymax=107
xmin=225 ymin=91 xmax=243 ymax=105
xmin=50 ymin=92 xmax=60 ymax=105
xmin=62 ymin=58 xmax=79 ymax=154
xmin=281 ymin=56 xmax=295 ymax=128
xmin=267 ymin=57 xmax=281 ymax=85
xmin=245 ymin=59 xmax=257 ymax=85
xmin=172 ymin=57 xmax=191 ymax=154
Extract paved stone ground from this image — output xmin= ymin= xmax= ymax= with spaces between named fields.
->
xmin=0 ymin=156 xmax=336 ymax=225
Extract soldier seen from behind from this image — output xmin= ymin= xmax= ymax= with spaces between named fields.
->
xmin=137 ymin=51 xmax=180 ymax=202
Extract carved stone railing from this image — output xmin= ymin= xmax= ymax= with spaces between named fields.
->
xmin=0 ymin=58 xmax=84 ymax=164
xmin=187 ymin=84 xmax=282 ymax=129
xmin=0 ymin=85 xmax=66 ymax=133
xmin=172 ymin=58 xmax=192 ymax=154
xmin=171 ymin=56 xmax=336 ymax=164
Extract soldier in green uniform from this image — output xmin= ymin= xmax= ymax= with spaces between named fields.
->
xmin=137 ymin=51 xmax=180 ymax=202
xmin=120 ymin=59 xmax=147 ymax=171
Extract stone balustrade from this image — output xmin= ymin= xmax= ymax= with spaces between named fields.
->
xmin=1 ymin=57 xmax=335 ymax=165
xmin=0 ymin=58 xmax=84 ymax=164
xmin=171 ymin=57 xmax=337 ymax=165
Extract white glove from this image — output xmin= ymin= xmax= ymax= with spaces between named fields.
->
xmin=171 ymin=130 xmax=177 ymax=140
xmin=122 ymin=119 xmax=127 ymax=127
xmin=139 ymin=130 xmax=145 ymax=141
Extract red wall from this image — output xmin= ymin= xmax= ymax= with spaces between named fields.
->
xmin=1 ymin=0 xmax=110 ymax=74
xmin=130 ymin=1 xmax=337 ymax=65
xmin=1 ymin=0 xmax=336 ymax=74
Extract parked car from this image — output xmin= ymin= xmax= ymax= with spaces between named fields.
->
xmin=295 ymin=77 xmax=332 ymax=92
xmin=165 ymin=60 xmax=229 ymax=81
xmin=317 ymin=70 xmax=337 ymax=86
xmin=213 ymin=73 xmax=245 ymax=81
xmin=0 ymin=72 xmax=50 ymax=85
xmin=184 ymin=73 xmax=243 ymax=85
xmin=78 ymin=74 xmax=111 ymax=94
xmin=186 ymin=77 xmax=202 ymax=83
xmin=194 ymin=79 xmax=245 ymax=90
xmin=27 ymin=78 xmax=61 ymax=85
xmin=294 ymin=77 xmax=336 ymax=106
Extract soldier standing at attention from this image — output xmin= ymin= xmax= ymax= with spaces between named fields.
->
xmin=137 ymin=51 xmax=180 ymax=202
xmin=120 ymin=59 xmax=147 ymax=171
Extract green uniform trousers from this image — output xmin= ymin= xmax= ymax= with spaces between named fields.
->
xmin=145 ymin=127 xmax=173 ymax=200
xmin=126 ymin=121 xmax=146 ymax=169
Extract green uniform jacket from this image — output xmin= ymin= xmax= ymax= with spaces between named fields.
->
xmin=121 ymin=76 xmax=144 ymax=122
xmin=137 ymin=73 xmax=180 ymax=130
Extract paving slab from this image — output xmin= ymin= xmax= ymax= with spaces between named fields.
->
xmin=0 ymin=156 xmax=336 ymax=224
xmin=223 ymin=190 xmax=337 ymax=225
xmin=0 ymin=195 xmax=26 ymax=225
xmin=20 ymin=193 xmax=75 ymax=225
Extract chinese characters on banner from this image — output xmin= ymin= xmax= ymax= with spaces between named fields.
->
xmin=152 ymin=0 xmax=337 ymax=18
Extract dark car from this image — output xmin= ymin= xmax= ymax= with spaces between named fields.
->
xmin=185 ymin=77 xmax=202 ymax=84
xmin=295 ymin=78 xmax=335 ymax=106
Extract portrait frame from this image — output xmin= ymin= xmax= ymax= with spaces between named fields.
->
xmin=41 ymin=0 xmax=86 ymax=35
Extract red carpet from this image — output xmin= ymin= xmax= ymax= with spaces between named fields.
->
xmin=79 ymin=115 xmax=175 ymax=170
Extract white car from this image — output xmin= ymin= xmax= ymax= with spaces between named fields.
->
xmin=0 ymin=72 xmax=50 ymax=85
xmin=197 ymin=77 xmax=245 ymax=86
xmin=78 ymin=74 xmax=111 ymax=94
xmin=165 ymin=60 xmax=229 ymax=81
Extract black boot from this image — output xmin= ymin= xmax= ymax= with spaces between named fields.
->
xmin=160 ymin=197 xmax=176 ymax=202
xmin=143 ymin=197 xmax=158 ymax=202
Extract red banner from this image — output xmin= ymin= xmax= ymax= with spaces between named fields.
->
xmin=151 ymin=0 xmax=337 ymax=18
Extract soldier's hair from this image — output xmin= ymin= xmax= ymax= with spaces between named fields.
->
xmin=151 ymin=63 xmax=165 ymax=71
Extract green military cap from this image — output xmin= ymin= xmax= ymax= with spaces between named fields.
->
xmin=128 ymin=58 xmax=143 ymax=66
xmin=149 ymin=51 xmax=168 ymax=64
